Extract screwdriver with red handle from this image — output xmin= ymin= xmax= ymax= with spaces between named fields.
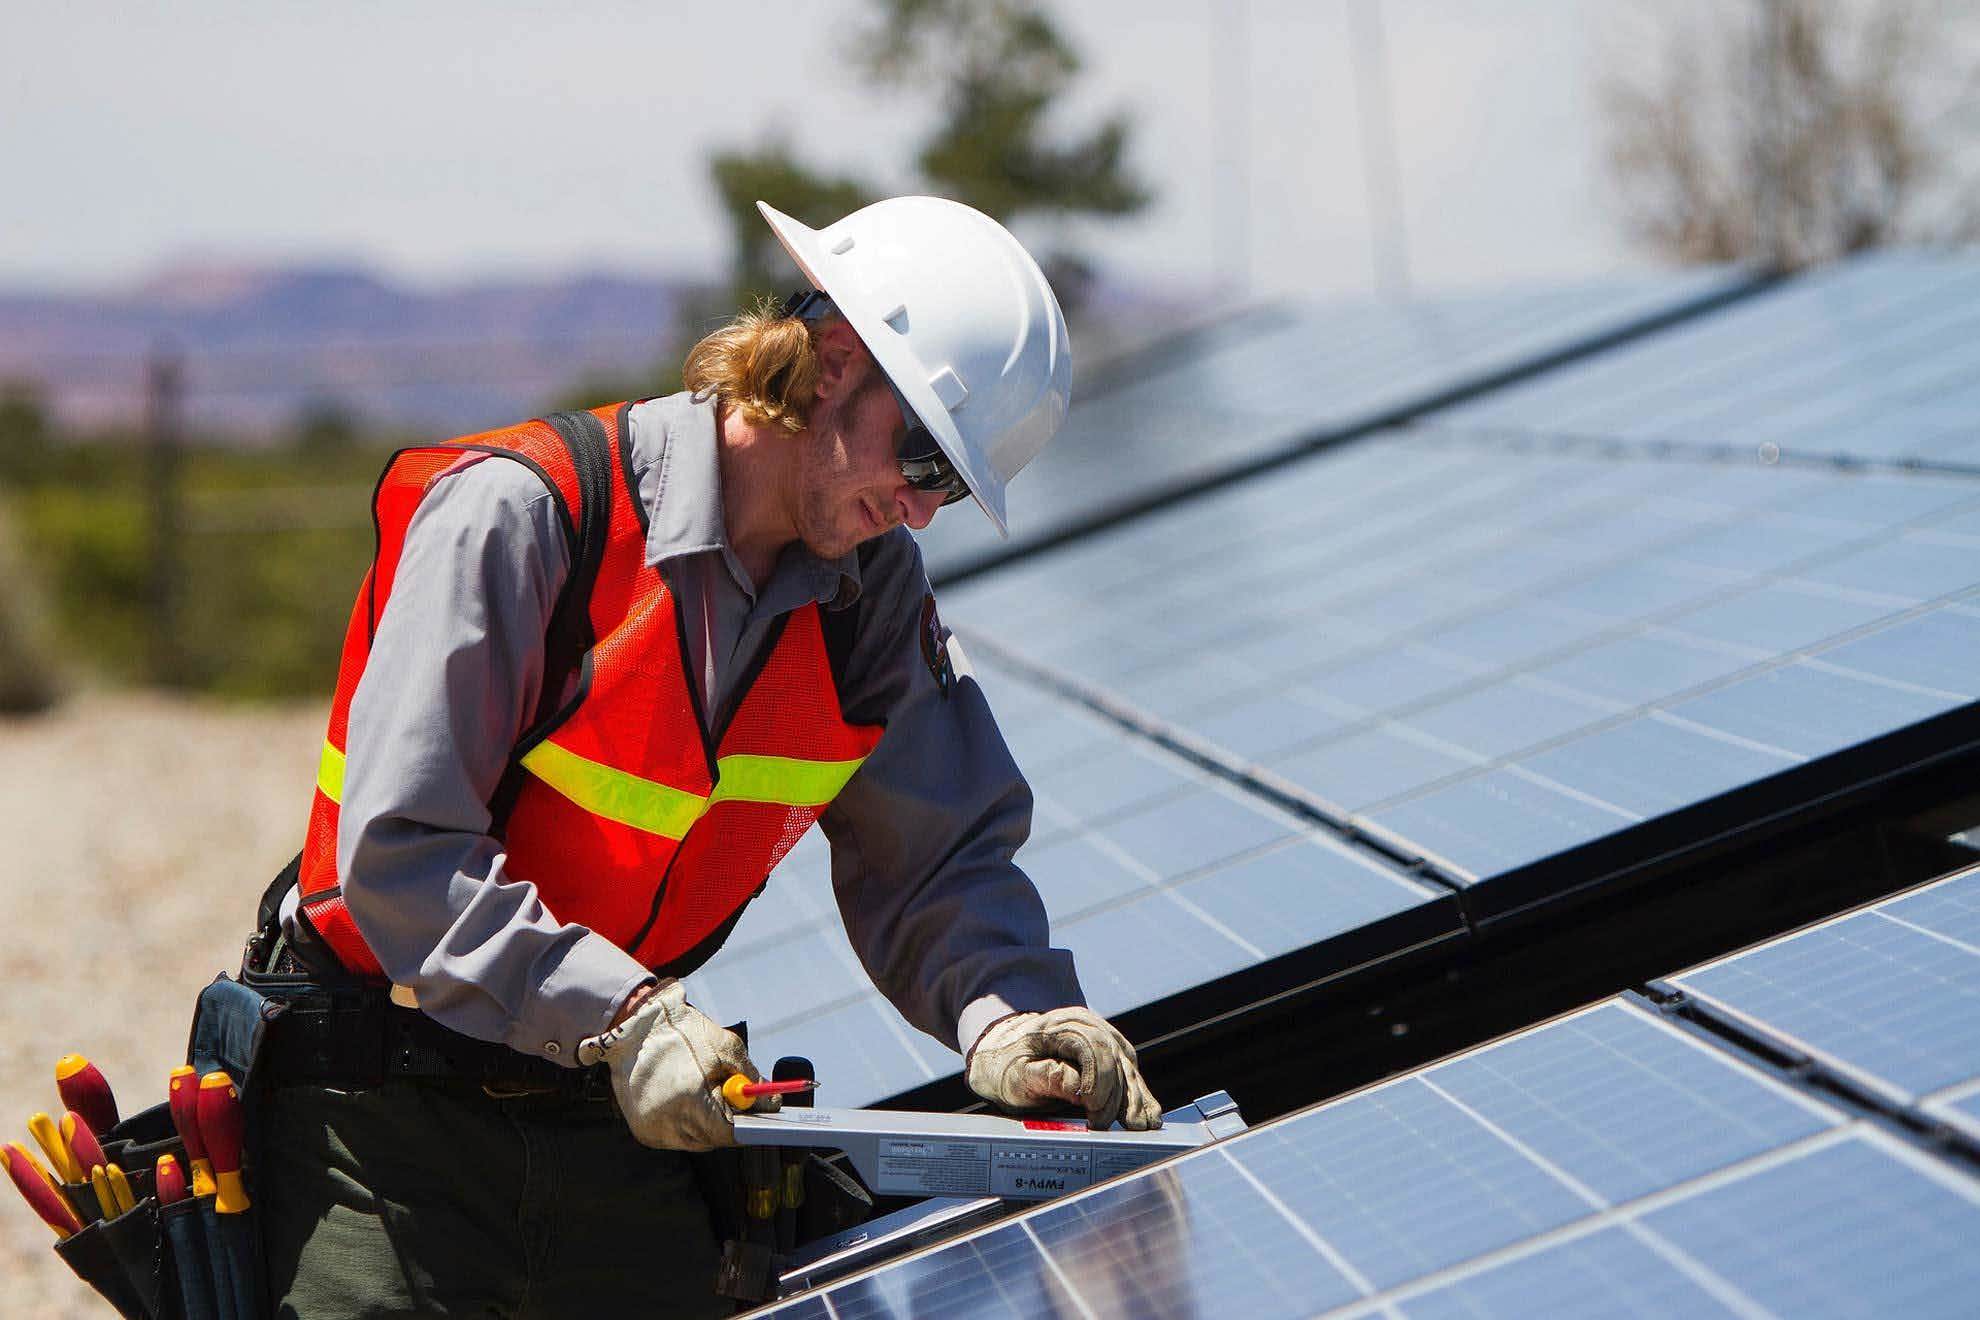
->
xmin=168 ymin=1067 xmax=217 ymax=1198
xmin=197 ymin=1072 xmax=251 ymax=1213
xmin=2 ymin=1143 xmax=83 ymax=1240
xmin=55 ymin=1055 xmax=120 ymax=1139
xmin=154 ymin=1154 xmax=188 ymax=1206
xmin=63 ymin=1113 xmax=109 ymax=1183
xmin=719 ymin=1075 xmax=818 ymax=1110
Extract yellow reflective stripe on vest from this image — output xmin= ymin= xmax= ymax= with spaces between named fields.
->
xmin=318 ymin=741 xmax=347 ymax=804
xmin=521 ymin=740 xmax=709 ymax=840
xmin=520 ymin=742 xmax=869 ymax=838
xmin=708 ymin=753 xmax=866 ymax=808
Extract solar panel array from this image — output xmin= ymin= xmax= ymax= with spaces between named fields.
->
xmin=941 ymin=435 xmax=1980 ymax=889
xmin=758 ymin=978 xmax=1980 ymax=1318
xmin=914 ymin=268 xmax=1750 ymax=576
xmin=685 ymin=252 xmax=1980 ymax=1108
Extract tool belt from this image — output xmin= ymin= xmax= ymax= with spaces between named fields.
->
xmin=256 ymin=983 xmax=611 ymax=1100
xmin=244 ymin=864 xmax=608 ymax=1100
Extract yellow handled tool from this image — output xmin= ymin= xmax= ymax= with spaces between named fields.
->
xmin=27 ymin=1112 xmax=81 ymax=1185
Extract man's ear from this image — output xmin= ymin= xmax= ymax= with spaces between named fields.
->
xmin=811 ymin=319 xmax=864 ymax=403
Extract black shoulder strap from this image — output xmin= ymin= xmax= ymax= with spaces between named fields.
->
xmin=488 ymin=410 xmax=615 ymax=829
xmin=822 ymin=537 xmax=887 ymax=685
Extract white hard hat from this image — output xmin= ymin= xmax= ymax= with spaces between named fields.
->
xmin=757 ymin=195 xmax=1072 ymax=536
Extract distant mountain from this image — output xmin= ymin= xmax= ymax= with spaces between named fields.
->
xmin=0 ymin=262 xmax=693 ymax=440
xmin=0 ymin=259 xmax=1207 ymax=442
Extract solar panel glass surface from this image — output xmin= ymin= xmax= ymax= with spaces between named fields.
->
xmin=1432 ymin=252 xmax=1980 ymax=470
xmin=757 ymin=1000 xmax=1952 ymax=1318
xmin=1669 ymin=866 xmax=1980 ymax=1106
xmin=1389 ymin=1133 xmax=1980 ymax=1320
xmin=944 ymin=431 xmax=1980 ymax=884
xmin=915 ymin=269 xmax=1749 ymax=576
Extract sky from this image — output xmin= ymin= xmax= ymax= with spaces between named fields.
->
xmin=1 ymin=0 xmax=1654 ymax=303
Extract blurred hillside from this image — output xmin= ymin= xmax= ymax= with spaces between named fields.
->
xmin=0 ymin=262 xmax=690 ymax=438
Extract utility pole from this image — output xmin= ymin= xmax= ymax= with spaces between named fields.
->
xmin=1346 ymin=0 xmax=1412 ymax=301
xmin=1211 ymin=0 xmax=1252 ymax=301
xmin=144 ymin=344 xmax=185 ymax=687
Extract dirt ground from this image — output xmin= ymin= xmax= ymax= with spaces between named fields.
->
xmin=1 ymin=691 xmax=324 ymax=1318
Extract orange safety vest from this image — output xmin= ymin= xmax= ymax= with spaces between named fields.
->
xmin=297 ymin=403 xmax=885 ymax=979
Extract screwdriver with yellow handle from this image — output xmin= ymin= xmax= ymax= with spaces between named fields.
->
xmin=720 ymin=1075 xmax=818 ymax=1110
xmin=55 ymin=1054 xmax=120 ymax=1139
xmin=90 ymin=1163 xmax=137 ymax=1219
xmin=168 ymin=1067 xmax=217 ymax=1198
xmin=27 ymin=1112 xmax=82 ymax=1185
xmin=197 ymin=1071 xmax=252 ymax=1214
xmin=2 ymin=1143 xmax=83 ymax=1240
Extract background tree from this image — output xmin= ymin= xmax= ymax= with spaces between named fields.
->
xmin=709 ymin=0 xmax=1149 ymax=320
xmin=1598 ymin=0 xmax=1980 ymax=270
xmin=853 ymin=0 xmax=1149 ymax=230
xmin=706 ymin=139 xmax=879 ymax=311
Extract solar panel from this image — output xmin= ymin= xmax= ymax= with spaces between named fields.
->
xmin=681 ymin=649 xmax=1454 ymax=1107
xmin=1632 ymin=1133 xmax=1980 ymax=1320
xmin=1431 ymin=251 xmax=1980 ymax=471
xmin=1392 ymin=1132 xmax=1980 ymax=1320
xmin=1668 ymin=865 xmax=1980 ymax=1108
xmin=940 ymin=419 xmax=1980 ymax=893
xmin=914 ymin=269 xmax=1754 ymax=576
xmin=757 ymin=1000 xmax=1980 ymax=1318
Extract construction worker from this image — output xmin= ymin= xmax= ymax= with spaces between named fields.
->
xmin=249 ymin=196 xmax=1162 ymax=1317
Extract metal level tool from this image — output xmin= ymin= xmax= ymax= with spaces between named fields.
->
xmin=734 ymin=1094 xmax=1238 ymax=1202
xmin=773 ymin=1093 xmax=1246 ymax=1297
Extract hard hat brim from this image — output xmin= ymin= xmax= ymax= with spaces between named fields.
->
xmin=756 ymin=201 xmax=1011 ymax=536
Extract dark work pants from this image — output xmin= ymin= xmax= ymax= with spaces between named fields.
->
xmin=259 ymin=1079 xmax=726 ymax=1319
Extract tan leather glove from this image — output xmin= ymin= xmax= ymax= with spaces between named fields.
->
xmin=577 ymin=978 xmax=772 ymax=1151
xmin=966 ymin=1007 xmax=1163 ymax=1130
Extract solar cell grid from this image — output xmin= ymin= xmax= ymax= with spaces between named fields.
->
xmin=1669 ymin=867 xmax=1980 ymax=1106
xmin=1637 ymin=1133 xmax=1980 ymax=1320
xmin=952 ymin=433 xmax=1980 ymax=885
xmin=1358 ymin=1131 xmax=1980 ymax=1320
xmin=1393 ymin=1226 xmax=1734 ymax=1320
xmin=915 ymin=269 xmax=1749 ymax=575
xmin=1430 ymin=253 xmax=1980 ymax=469
xmin=764 ymin=1002 xmax=1978 ymax=1319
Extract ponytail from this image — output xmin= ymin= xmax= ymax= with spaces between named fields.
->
xmin=681 ymin=297 xmax=823 ymax=433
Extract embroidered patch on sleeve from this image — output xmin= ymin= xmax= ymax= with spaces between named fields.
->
xmin=920 ymin=593 xmax=956 ymax=696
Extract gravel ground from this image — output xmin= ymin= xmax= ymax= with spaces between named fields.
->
xmin=1 ymin=692 xmax=324 ymax=1318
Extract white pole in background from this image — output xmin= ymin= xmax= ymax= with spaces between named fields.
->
xmin=1346 ymin=0 xmax=1412 ymax=300
xmin=1211 ymin=0 xmax=1252 ymax=302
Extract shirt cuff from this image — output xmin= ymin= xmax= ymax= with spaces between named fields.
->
xmin=505 ymin=931 xmax=656 ymax=1067
xmin=957 ymin=982 xmax=1087 ymax=1061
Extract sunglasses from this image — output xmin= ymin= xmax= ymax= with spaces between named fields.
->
xmin=783 ymin=290 xmax=972 ymax=508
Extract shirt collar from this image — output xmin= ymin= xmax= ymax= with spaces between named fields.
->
xmin=631 ymin=392 xmax=864 ymax=609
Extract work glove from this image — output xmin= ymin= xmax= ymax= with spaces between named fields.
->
xmin=577 ymin=978 xmax=772 ymax=1151
xmin=966 ymin=1007 xmax=1163 ymax=1131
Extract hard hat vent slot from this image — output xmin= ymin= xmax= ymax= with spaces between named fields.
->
xmin=883 ymin=304 xmax=909 ymax=331
xmin=830 ymin=236 xmax=856 ymax=256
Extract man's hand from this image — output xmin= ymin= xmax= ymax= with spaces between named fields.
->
xmin=578 ymin=978 xmax=772 ymax=1150
xmin=966 ymin=1007 xmax=1162 ymax=1130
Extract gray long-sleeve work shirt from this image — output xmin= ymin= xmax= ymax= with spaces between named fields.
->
xmin=329 ymin=392 xmax=1083 ymax=1066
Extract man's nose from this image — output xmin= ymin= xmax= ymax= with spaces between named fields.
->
xmin=898 ymin=486 xmax=947 ymax=531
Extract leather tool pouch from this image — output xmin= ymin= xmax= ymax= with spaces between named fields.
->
xmin=51 ymin=975 xmax=278 ymax=1319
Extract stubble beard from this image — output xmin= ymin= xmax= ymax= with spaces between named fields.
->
xmin=794 ymin=379 xmax=888 ymax=560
